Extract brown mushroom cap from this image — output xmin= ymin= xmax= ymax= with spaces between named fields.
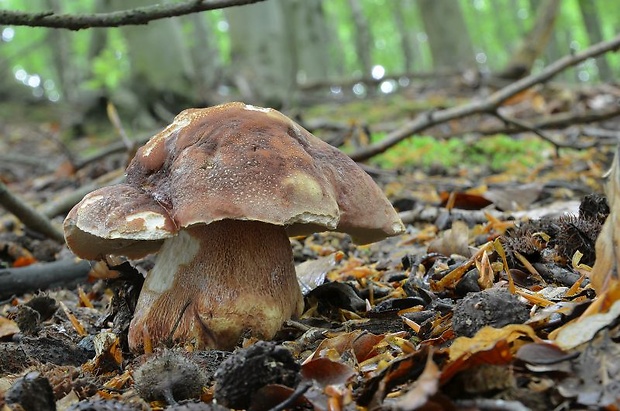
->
xmin=64 ymin=102 xmax=404 ymax=258
xmin=64 ymin=184 xmax=176 ymax=260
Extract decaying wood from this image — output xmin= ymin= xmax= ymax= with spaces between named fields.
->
xmin=0 ymin=181 xmax=64 ymax=243
xmin=349 ymin=34 xmax=620 ymax=161
xmin=0 ymin=258 xmax=91 ymax=300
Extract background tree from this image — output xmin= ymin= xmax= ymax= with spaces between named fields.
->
xmin=577 ymin=0 xmax=612 ymax=82
xmin=416 ymin=0 xmax=475 ymax=71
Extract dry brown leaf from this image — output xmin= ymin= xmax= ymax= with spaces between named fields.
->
xmin=449 ymin=324 xmax=540 ymax=362
xmin=554 ymin=299 xmax=620 ymax=350
xmin=59 ymin=301 xmax=86 ymax=337
xmin=392 ymin=353 xmax=440 ymax=411
xmin=0 ymin=316 xmax=19 ymax=338
xmin=428 ymin=221 xmax=471 ymax=257
xmin=301 ymin=357 xmax=356 ymax=387
xmin=588 ymin=144 xmax=620 ymax=297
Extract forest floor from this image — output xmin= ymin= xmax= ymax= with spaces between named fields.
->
xmin=1 ymin=82 xmax=620 ymax=411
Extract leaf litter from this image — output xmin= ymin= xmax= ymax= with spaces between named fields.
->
xmin=1 ymin=95 xmax=620 ymax=410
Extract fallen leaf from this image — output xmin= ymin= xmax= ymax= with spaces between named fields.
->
xmin=0 ymin=316 xmax=19 ymax=338
xmin=428 ymin=221 xmax=471 ymax=257
xmin=588 ymin=143 xmax=620 ymax=300
xmin=554 ymin=299 xmax=620 ymax=350
xmin=301 ymin=357 xmax=356 ymax=387
xmin=392 ymin=353 xmax=440 ymax=410
xmin=449 ymin=324 xmax=539 ymax=362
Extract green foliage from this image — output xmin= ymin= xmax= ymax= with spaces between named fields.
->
xmin=0 ymin=0 xmax=618 ymax=104
xmin=369 ymin=133 xmax=553 ymax=172
xmin=84 ymin=31 xmax=129 ymax=91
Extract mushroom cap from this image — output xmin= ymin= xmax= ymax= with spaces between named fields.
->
xmin=64 ymin=102 xmax=404 ymax=259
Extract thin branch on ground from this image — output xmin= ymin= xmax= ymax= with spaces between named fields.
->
xmin=492 ymin=110 xmax=594 ymax=151
xmin=443 ymin=105 xmax=620 ymax=143
xmin=349 ymin=34 xmax=620 ymax=161
xmin=0 ymin=258 xmax=91 ymax=299
xmin=0 ymin=0 xmax=265 ymax=30
xmin=0 ymin=181 xmax=65 ymax=243
xmin=41 ymin=169 xmax=125 ymax=218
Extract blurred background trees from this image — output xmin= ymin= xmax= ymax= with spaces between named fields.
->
xmin=0 ymin=0 xmax=617 ymax=131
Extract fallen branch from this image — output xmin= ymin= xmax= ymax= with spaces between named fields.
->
xmin=73 ymin=132 xmax=153 ymax=170
xmin=349 ymin=34 xmax=620 ymax=161
xmin=441 ymin=106 xmax=620 ymax=142
xmin=0 ymin=258 xmax=91 ymax=300
xmin=41 ymin=169 xmax=125 ymax=218
xmin=0 ymin=154 xmax=55 ymax=172
xmin=0 ymin=0 xmax=265 ymax=30
xmin=0 ymin=181 xmax=64 ymax=243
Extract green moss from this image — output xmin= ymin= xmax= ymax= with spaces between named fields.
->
xmin=368 ymin=133 xmax=553 ymax=172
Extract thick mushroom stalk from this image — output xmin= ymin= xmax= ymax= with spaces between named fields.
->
xmin=128 ymin=220 xmax=304 ymax=351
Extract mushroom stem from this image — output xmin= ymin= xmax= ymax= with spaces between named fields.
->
xmin=127 ymin=220 xmax=304 ymax=351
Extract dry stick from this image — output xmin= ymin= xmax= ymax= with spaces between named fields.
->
xmin=41 ymin=169 xmax=125 ymax=218
xmin=491 ymin=110 xmax=595 ymax=151
xmin=0 ymin=258 xmax=91 ymax=300
xmin=0 ymin=181 xmax=65 ymax=243
xmin=349 ymin=34 xmax=620 ymax=162
xmin=0 ymin=0 xmax=265 ymax=30
xmin=74 ymin=132 xmax=153 ymax=170
xmin=106 ymin=102 xmax=134 ymax=153
xmin=455 ymin=105 xmax=620 ymax=140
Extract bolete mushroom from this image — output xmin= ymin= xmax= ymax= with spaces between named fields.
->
xmin=64 ymin=102 xmax=405 ymax=352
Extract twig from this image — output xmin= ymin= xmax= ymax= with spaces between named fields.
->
xmin=0 ymin=154 xmax=55 ymax=171
xmin=0 ymin=181 xmax=65 ymax=243
xmin=106 ymin=102 xmax=134 ymax=153
xmin=0 ymin=0 xmax=265 ymax=31
xmin=492 ymin=110 xmax=594 ymax=151
xmin=0 ymin=258 xmax=92 ymax=299
xmin=73 ymin=132 xmax=153 ymax=170
xmin=349 ymin=33 xmax=620 ymax=161
xmin=41 ymin=169 xmax=125 ymax=218
xmin=439 ymin=105 xmax=620 ymax=144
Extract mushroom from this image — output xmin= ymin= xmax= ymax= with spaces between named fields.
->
xmin=64 ymin=102 xmax=405 ymax=352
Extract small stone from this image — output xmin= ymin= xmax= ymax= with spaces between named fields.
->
xmin=452 ymin=288 xmax=530 ymax=337
xmin=5 ymin=371 xmax=56 ymax=411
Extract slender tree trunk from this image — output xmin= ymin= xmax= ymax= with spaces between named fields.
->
xmin=110 ymin=0 xmax=195 ymax=126
xmin=500 ymin=0 xmax=561 ymax=79
xmin=283 ymin=0 xmax=333 ymax=84
xmin=188 ymin=13 xmax=221 ymax=104
xmin=225 ymin=0 xmax=295 ymax=107
xmin=392 ymin=0 xmax=415 ymax=73
xmin=417 ymin=0 xmax=475 ymax=70
xmin=347 ymin=0 xmax=373 ymax=76
xmin=45 ymin=0 xmax=79 ymax=105
xmin=577 ymin=0 xmax=612 ymax=82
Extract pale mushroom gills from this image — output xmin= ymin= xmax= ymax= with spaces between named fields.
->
xmin=64 ymin=102 xmax=405 ymax=352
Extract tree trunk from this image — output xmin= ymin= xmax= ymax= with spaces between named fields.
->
xmin=110 ymin=0 xmax=195 ymax=126
xmin=391 ymin=0 xmax=415 ymax=73
xmin=45 ymin=0 xmax=80 ymax=105
xmin=500 ymin=0 xmax=561 ymax=79
xmin=224 ymin=0 xmax=295 ymax=107
xmin=282 ymin=0 xmax=334 ymax=85
xmin=577 ymin=0 xmax=613 ymax=82
xmin=417 ymin=0 xmax=475 ymax=71
xmin=347 ymin=0 xmax=373 ymax=76
xmin=188 ymin=13 xmax=222 ymax=104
